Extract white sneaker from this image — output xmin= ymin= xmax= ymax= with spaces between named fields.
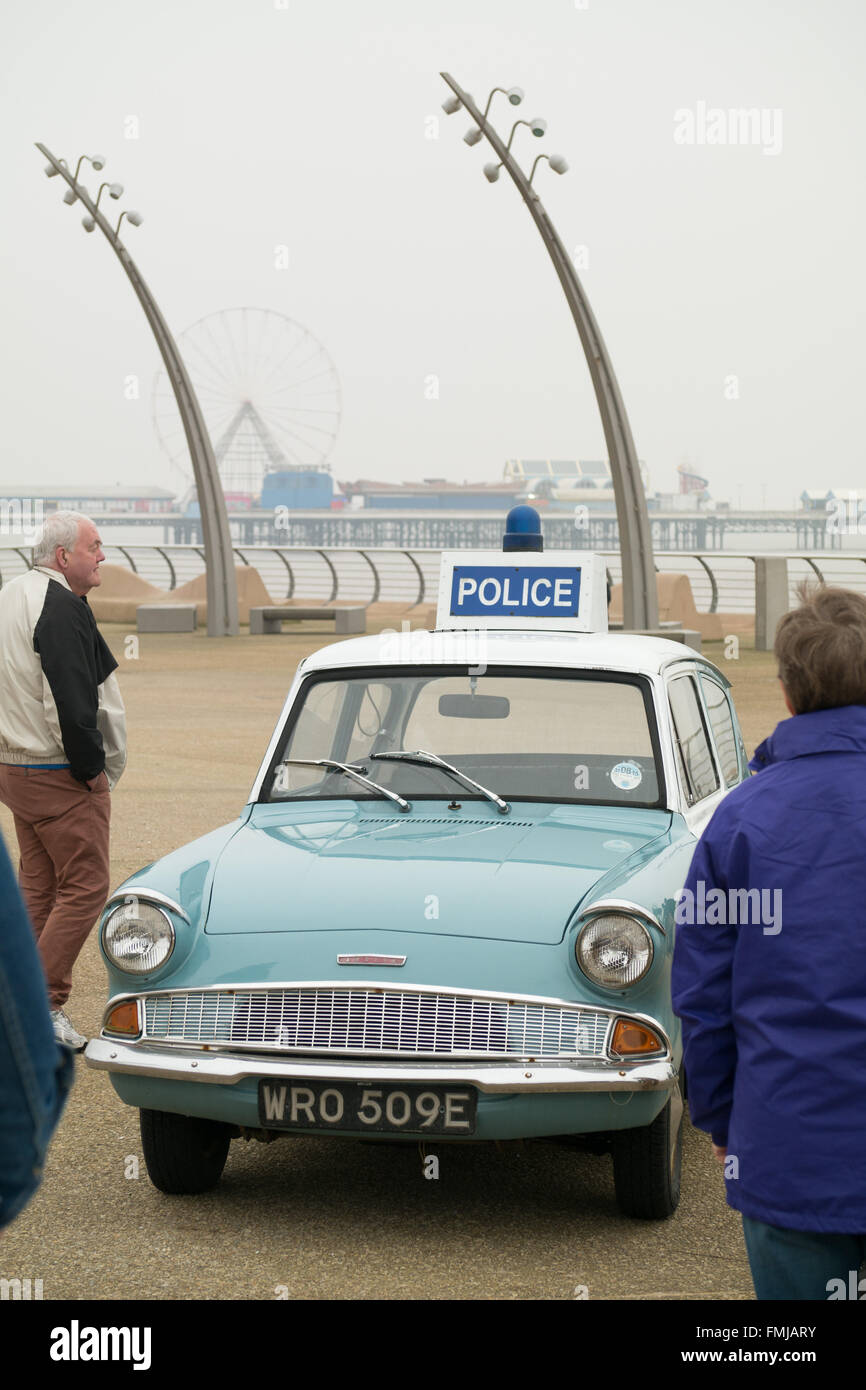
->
xmin=51 ymin=1009 xmax=87 ymax=1051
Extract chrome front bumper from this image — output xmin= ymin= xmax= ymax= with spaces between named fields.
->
xmin=85 ymin=1037 xmax=676 ymax=1094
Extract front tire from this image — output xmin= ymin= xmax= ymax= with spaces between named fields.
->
xmin=611 ymin=1084 xmax=683 ymax=1220
xmin=140 ymin=1109 xmax=233 ymax=1194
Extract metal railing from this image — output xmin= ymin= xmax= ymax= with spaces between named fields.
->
xmin=3 ymin=545 xmax=866 ymax=618
xmin=603 ymin=552 xmax=866 ymax=616
xmin=0 ymin=544 xmax=442 ymax=610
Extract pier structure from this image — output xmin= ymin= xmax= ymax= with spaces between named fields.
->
xmin=162 ymin=508 xmax=836 ymax=551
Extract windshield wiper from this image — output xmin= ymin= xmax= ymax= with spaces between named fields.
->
xmin=278 ymin=759 xmax=411 ymax=813
xmin=369 ymin=750 xmax=510 ymax=815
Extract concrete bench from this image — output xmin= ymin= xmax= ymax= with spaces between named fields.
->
xmin=249 ymin=605 xmax=367 ymax=635
xmin=136 ymin=604 xmax=198 ymax=633
xmin=608 ymin=621 xmax=702 ymax=652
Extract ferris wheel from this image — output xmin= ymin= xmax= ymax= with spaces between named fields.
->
xmin=152 ymin=307 xmax=342 ymax=498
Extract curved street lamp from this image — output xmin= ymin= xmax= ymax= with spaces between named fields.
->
xmin=529 ymin=152 xmax=569 ymax=183
xmin=35 ymin=142 xmax=239 ymax=637
xmin=483 ymin=85 xmax=524 ymax=117
xmin=114 ymin=208 xmax=143 ymax=236
xmin=440 ymin=73 xmax=658 ymax=631
xmin=456 ymin=82 xmax=525 ymax=145
xmin=95 ymin=181 xmax=124 ymax=208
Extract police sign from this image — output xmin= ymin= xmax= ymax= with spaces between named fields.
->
xmin=452 ymin=565 xmax=581 ymax=617
xmin=436 ymin=551 xmax=608 ymax=633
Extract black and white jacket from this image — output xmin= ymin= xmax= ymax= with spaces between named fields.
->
xmin=0 ymin=567 xmax=126 ymax=787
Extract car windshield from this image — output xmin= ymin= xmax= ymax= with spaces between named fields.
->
xmin=263 ymin=667 xmax=663 ymax=808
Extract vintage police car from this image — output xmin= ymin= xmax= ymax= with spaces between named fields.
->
xmin=86 ymin=519 xmax=749 ymax=1219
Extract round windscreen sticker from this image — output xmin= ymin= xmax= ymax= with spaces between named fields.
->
xmin=610 ymin=760 xmax=642 ymax=791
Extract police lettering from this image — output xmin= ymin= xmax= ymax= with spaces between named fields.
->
xmin=453 ymin=567 xmax=580 ymax=617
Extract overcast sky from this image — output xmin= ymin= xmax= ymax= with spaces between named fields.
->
xmin=2 ymin=0 xmax=863 ymax=507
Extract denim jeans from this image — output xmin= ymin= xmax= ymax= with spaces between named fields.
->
xmin=742 ymin=1215 xmax=866 ymax=1300
xmin=0 ymin=836 xmax=75 ymax=1229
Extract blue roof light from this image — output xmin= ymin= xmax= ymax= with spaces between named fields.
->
xmin=503 ymin=505 xmax=543 ymax=552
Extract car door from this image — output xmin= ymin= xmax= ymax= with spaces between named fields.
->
xmin=664 ymin=664 xmax=735 ymax=838
xmin=698 ymin=670 xmax=750 ymax=789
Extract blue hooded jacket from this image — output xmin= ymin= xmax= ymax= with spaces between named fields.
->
xmin=0 ymin=838 xmax=74 ymax=1228
xmin=671 ymin=704 xmax=866 ymax=1233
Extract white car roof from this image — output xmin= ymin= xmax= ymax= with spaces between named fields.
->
xmin=299 ymin=628 xmax=716 ymax=679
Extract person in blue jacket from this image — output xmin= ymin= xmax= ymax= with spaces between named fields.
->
xmin=672 ymin=585 xmax=866 ymax=1301
xmin=0 ymin=834 xmax=75 ymax=1229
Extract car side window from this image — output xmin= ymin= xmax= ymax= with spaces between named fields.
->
xmin=273 ymin=680 xmax=396 ymax=795
xmin=668 ymin=674 xmax=720 ymax=805
xmin=700 ymin=676 xmax=741 ymax=786
xmin=290 ymin=680 xmax=346 ymax=761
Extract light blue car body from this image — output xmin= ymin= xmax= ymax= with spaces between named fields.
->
xmin=86 ymin=627 xmax=749 ymax=1157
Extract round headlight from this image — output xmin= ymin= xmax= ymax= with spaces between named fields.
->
xmin=102 ymin=899 xmax=175 ymax=974
xmin=576 ymin=912 xmax=653 ymax=988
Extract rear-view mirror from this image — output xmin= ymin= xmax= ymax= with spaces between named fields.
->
xmin=438 ymin=694 xmax=510 ymax=719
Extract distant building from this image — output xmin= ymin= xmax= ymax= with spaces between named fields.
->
xmin=800 ymin=489 xmax=834 ymax=511
xmin=505 ymin=458 xmax=620 ymax=509
xmin=338 ymin=478 xmax=524 ymax=511
xmin=799 ymin=488 xmax=866 ymax=514
xmin=505 ymin=459 xmax=612 ymax=482
xmin=6 ymin=484 xmax=176 ymax=514
xmin=677 ymin=463 xmax=710 ymax=499
xmin=261 ymin=468 xmax=339 ymax=511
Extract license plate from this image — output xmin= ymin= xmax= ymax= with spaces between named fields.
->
xmin=258 ymin=1079 xmax=478 ymax=1134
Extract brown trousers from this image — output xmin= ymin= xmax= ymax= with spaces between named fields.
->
xmin=0 ymin=766 xmax=111 ymax=1009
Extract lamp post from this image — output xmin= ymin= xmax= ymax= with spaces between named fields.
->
xmin=36 ymin=142 xmax=239 ymax=637
xmin=440 ymin=74 xmax=658 ymax=631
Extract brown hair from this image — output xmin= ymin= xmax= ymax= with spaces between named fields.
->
xmin=774 ymin=583 xmax=866 ymax=713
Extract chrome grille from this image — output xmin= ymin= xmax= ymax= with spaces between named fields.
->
xmin=142 ymin=987 xmax=612 ymax=1059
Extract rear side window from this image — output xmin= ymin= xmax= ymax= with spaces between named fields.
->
xmin=668 ymin=675 xmax=720 ymax=805
xmin=701 ymin=677 xmax=741 ymax=786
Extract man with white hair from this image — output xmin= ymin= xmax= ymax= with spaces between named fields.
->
xmin=0 ymin=511 xmax=126 ymax=1050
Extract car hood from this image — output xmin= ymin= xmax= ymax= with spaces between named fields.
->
xmin=203 ymin=801 xmax=673 ymax=945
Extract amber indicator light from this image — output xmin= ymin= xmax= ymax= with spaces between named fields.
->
xmin=105 ymin=1000 xmax=141 ymax=1036
xmin=611 ymin=1019 xmax=662 ymax=1056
